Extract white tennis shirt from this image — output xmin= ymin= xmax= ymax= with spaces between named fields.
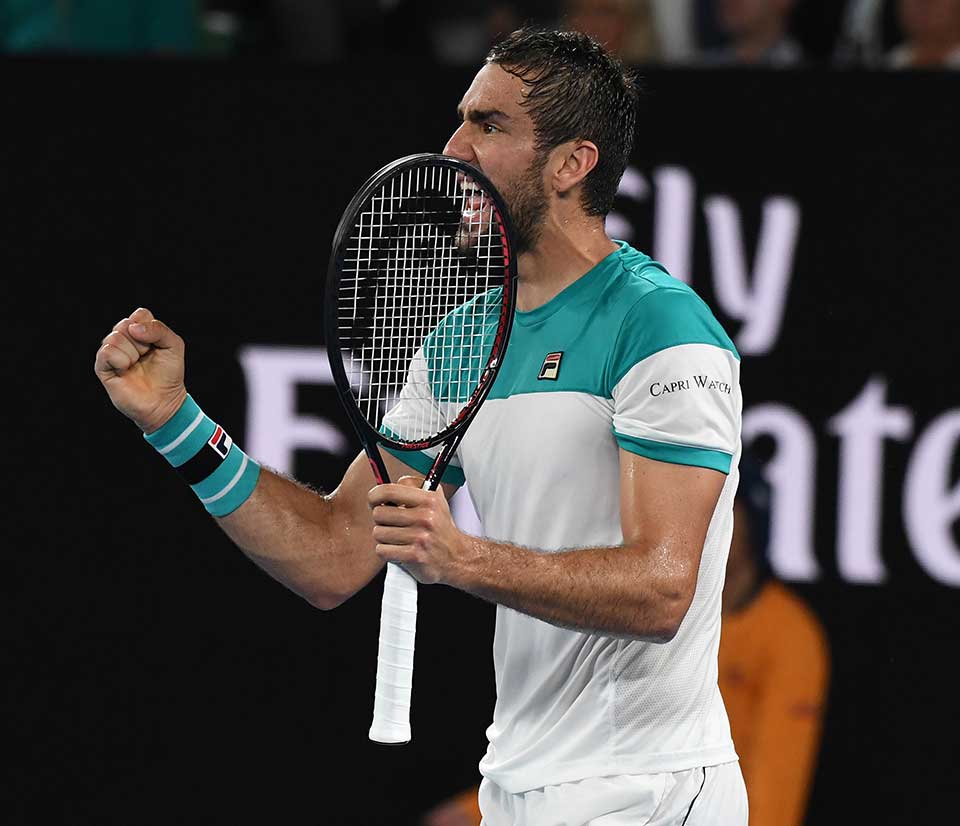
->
xmin=384 ymin=242 xmax=741 ymax=793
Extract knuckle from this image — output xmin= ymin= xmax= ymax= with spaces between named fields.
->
xmin=106 ymin=332 xmax=135 ymax=355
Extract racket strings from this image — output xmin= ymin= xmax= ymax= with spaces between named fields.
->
xmin=337 ymin=165 xmax=506 ymax=442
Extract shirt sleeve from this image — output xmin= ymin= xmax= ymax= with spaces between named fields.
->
xmin=380 ymin=347 xmax=465 ymax=487
xmin=609 ymin=287 xmax=741 ymax=474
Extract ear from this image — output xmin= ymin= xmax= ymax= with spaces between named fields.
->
xmin=551 ymin=140 xmax=600 ymax=197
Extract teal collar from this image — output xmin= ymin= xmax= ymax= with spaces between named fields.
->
xmin=514 ymin=242 xmax=626 ymax=327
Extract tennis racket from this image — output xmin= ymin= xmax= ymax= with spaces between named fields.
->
xmin=325 ymin=153 xmax=518 ymax=744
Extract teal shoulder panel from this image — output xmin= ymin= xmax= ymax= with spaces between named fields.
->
xmin=607 ymin=286 xmax=740 ymax=392
xmin=486 ymin=243 xmax=736 ymax=400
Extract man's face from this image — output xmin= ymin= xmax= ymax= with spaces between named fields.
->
xmin=444 ymin=63 xmax=550 ymax=255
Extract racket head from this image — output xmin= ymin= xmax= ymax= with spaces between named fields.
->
xmin=325 ymin=153 xmax=518 ymax=462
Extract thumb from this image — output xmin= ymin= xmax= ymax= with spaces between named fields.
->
xmin=127 ymin=318 xmax=182 ymax=351
xmin=397 ymin=474 xmax=427 ymax=489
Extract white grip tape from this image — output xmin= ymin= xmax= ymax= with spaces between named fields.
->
xmin=369 ymin=562 xmax=419 ymax=744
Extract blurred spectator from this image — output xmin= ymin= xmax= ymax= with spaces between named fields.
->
xmin=382 ymin=0 xmax=557 ymax=65
xmin=886 ymin=0 xmax=960 ymax=67
xmin=421 ymin=454 xmax=831 ymax=826
xmin=0 ymin=0 xmax=199 ymax=54
xmin=834 ymin=0 xmax=891 ymax=64
xmin=563 ymin=0 xmax=660 ymax=62
xmin=718 ymin=454 xmax=830 ymax=826
xmin=426 ymin=1 xmax=523 ymax=65
xmin=702 ymin=0 xmax=804 ymax=66
xmin=422 ymin=785 xmax=482 ymax=826
xmin=270 ymin=0 xmax=344 ymax=60
xmin=645 ymin=0 xmax=697 ymax=62
xmin=786 ymin=0 xmax=853 ymax=62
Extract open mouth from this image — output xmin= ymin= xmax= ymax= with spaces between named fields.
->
xmin=458 ymin=177 xmax=491 ymax=226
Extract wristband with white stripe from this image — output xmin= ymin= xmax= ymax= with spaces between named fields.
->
xmin=144 ymin=395 xmax=260 ymax=517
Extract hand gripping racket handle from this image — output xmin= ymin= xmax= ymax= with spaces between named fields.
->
xmin=369 ymin=561 xmax=419 ymax=744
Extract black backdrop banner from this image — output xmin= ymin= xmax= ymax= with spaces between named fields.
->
xmin=4 ymin=59 xmax=959 ymax=825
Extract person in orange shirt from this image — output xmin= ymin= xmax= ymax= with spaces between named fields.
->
xmin=718 ymin=455 xmax=830 ymax=826
xmin=422 ymin=455 xmax=830 ymax=826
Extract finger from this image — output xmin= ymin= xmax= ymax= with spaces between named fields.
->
xmin=372 ymin=525 xmax=421 ymax=545
xmin=94 ymin=342 xmax=134 ymax=376
xmin=100 ymin=330 xmax=141 ymax=365
xmin=371 ymin=504 xmax=419 ymax=527
xmin=110 ymin=317 xmax=151 ymax=356
xmin=129 ymin=307 xmax=156 ymax=324
xmin=127 ymin=318 xmax=182 ymax=351
xmin=375 ymin=543 xmax=415 ymax=562
xmin=368 ymin=484 xmax=430 ymax=509
xmin=397 ymin=474 xmax=426 ymax=489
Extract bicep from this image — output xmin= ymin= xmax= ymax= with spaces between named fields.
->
xmin=619 ymin=449 xmax=726 ymax=593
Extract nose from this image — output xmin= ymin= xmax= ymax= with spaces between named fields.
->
xmin=443 ymin=122 xmax=474 ymax=163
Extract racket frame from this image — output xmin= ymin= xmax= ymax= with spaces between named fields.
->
xmin=325 ymin=153 xmax=518 ymax=489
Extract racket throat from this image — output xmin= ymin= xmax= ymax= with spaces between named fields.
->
xmin=367 ymin=451 xmax=390 ymax=485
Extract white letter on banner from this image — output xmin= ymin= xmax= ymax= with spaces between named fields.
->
xmin=238 ymin=346 xmax=347 ymax=476
xmin=828 ymin=377 xmax=913 ymax=584
xmin=743 ymin=404 xmax=819 ymax=581
xmin=703 ymin=194 xmax=800 ymax=355
xmin=653 ymin=166 xmax=695 ymax=284
xmin=903 ymin=411 xmax=960 ymax=586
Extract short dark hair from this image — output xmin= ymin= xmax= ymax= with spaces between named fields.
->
xmin=486 ymin=28 xmax=639 ymax=217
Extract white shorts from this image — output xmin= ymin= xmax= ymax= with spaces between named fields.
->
xmin=479 ymin=761 xmax=747 ymax=826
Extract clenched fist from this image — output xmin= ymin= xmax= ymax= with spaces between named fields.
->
xmin=94 ymin=307 xmax=188 ymax=434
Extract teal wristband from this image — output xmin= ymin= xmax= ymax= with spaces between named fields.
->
xmin=145 ymin=395 xmax=260 ymax=517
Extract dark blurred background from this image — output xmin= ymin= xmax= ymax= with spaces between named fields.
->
xmin=3 ymin=2 xmax=959 ymax=825
xmin=3 ymin=0 xmax=960 ymax=67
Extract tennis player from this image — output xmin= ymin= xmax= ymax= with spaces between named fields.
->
xmin=95 ymin=29 xmax=746 ymax=826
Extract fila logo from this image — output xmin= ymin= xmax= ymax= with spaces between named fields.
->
xmin=208 ymin=425 xmax=233 ymax=459
xmin=538 ymin=351 xmax=563 ymax=381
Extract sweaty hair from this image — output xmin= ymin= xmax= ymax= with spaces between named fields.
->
xmin=486 ymin=28 xmax=639 ymax=217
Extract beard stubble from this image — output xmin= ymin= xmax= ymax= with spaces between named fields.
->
xmin=502 ymin=150 xmax=549 ymax=256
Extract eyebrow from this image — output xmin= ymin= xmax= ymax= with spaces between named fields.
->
xmin=456 ymin=105 xmax=512 ymax=124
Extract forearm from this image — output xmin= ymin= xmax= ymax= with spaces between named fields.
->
xmin=218 ymin=467 xmax=382 ymax=610
xmin=451 ymin=535 xmax=691 ymax=641
xmin=93 ymin=312 xmax=384 ymax=610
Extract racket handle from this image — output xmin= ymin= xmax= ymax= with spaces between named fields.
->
xmin=369 ymin=562 xmax=418 ymax=744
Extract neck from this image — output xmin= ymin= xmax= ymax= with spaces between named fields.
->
xmin=516 ymin=212 xmax=618 ymax=312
